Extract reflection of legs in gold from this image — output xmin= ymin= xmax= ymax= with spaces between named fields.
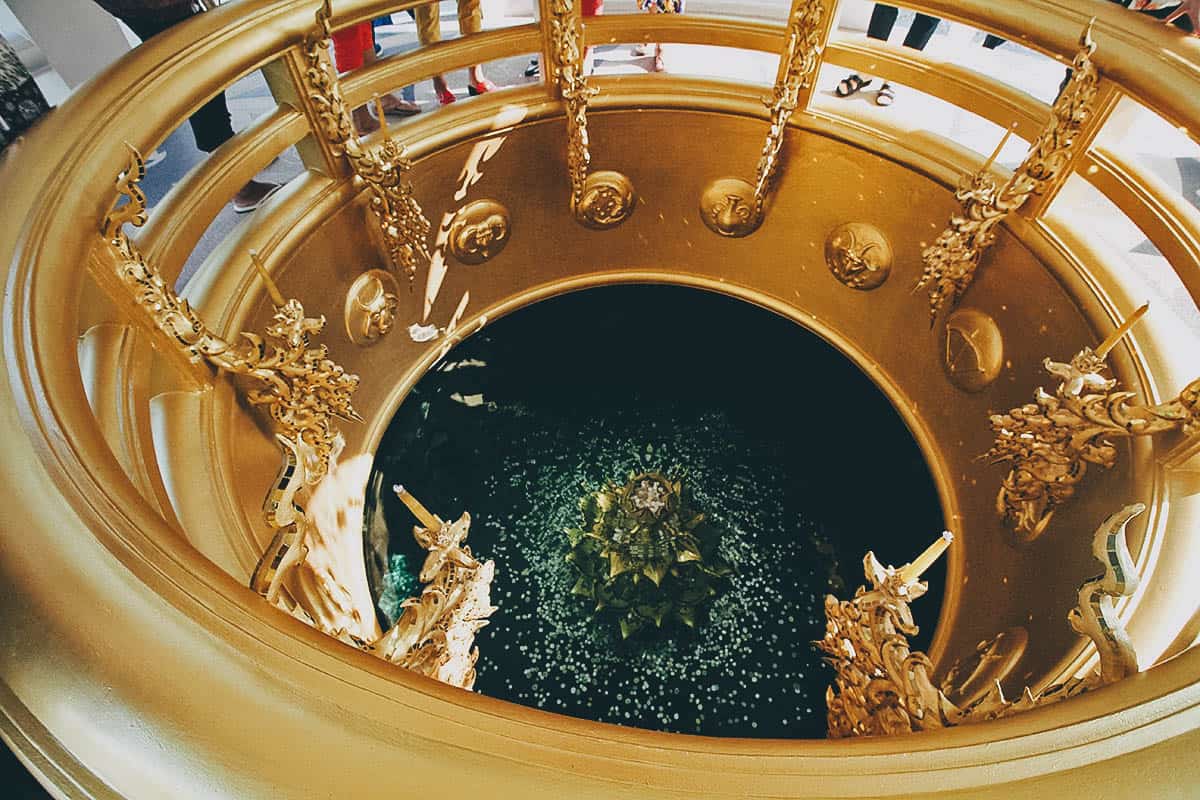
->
xmin=414 ymin=0 xmax=494 ymax=104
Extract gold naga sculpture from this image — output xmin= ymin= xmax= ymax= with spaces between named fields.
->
xmin=915 ymin=24 xmax=1101 ymax=322
xmin=819 ymin=503 xmax=1144 ymax=738
xmin=987 ymin=304 xmax=1200 ymax=541
xmin=103 ymin=145 xmax=361 ymax=493
xmin=700 ymin=0 xmax=834 ymax=238
xmin=300 ymin=0 xmax=431 ymax=285
xmin=255 ymin=456 xmax=496 ymax=690
xmin=544 ymin=0 xmax=636 ymax=229
xmin=381 ymin=486 xmax=497 ymax=689
xmin=103 ymin=147 xmax=494 ymax=689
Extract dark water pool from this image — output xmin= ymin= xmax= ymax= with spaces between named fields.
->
xmin=365 ymin=284 xmax=943 ymax=739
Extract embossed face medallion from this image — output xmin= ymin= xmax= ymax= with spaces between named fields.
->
xmin=448 ymin=200 xmax=511 ymax=264
xmin=825 ymin=222 xmax=893 ymax=290
xmin=572 ymin=170 xmax=636 ymax=230
xmin=344 ymin=269 xmax=400 ymax=346
xmin=943 ymin=308 xmax=1004 ymax=393
xmin=699 ymin=177 xmax=760 ymax=238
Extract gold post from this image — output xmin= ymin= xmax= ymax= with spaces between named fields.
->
xmin=372 ymin=94 xmax=388 ymax=136
xmin=393 ymin=484 xmax=443 ymax=530
xmin=982 ymin=123 xmax=1017 ymax=173
xmin=898 ymin=531 xmax=954 ymax=583
xmin=1095 ymin=303 xmax=1150 ymax=358
xmin=250 ymin=250 xmax=287 ymax=307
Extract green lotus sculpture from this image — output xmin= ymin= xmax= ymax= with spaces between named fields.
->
xmin=565 ymin=471 xmax=732 ymax=639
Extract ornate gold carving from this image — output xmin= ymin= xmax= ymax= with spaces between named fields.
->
xmin=818 ymin=532 xmax=958 ymax=738
xmin=698 ymin=0 xmax=830 ymax=237
xmin=1070 ymin=503 xmax=1143 ymax=683
xmin=301 ymin=2 xmax=431 ymax=283
xmin=547 ymin=0 xmax=636 ymax=229
xmin=575 ymin=170 xmax=636 ymax=230
xmin=250 ymin=433 xmax=321 ymax=603
xmin=344 ymin=269 xmax=399 ymax=346
xmin=821 ymin=507 xmax=1143 ymax=738
xmin=378 ymin=486 xmax=497 ymax=689
xmin=699 ymin=177 xmax=758 ymax=238
xmin=916 ymin=26 xmax=1101 ymax=321
xmin=825 ymin=222 xmax=893 ymax=290
xmin=987 ymin=312 xmax=1198 ymax=540
xmin=943 ymin=308 xmax=1004 ymax=393
xmin=939 ymin=627 xmax=1028 ymax=709
xmin=104 ymin=146 xmax=361 ymax=486
xmin=753 ymin=0 xmax=828 ymax=217
xmin=448 ymin=199 xmax=511 ymax=264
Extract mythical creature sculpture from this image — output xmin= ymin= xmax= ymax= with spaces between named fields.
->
xmin=987 ymin=343 xmax=1199 ymax=541
xmin=104 ymin=145 xmax=360 ymax=486
xmin=376 ymin=488 xmax=497 ymax=689
xmin=820 ymin=505 xmax=1145 ymax=738
xmin=104 ymin=147 xmax=492 ymax=690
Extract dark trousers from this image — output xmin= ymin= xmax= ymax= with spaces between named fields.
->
xmin=867 ymin=4 xmax=940 ymax=51
xmin=106 ymin=4 xmax=235 ymax=152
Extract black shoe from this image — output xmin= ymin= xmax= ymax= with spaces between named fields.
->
xmin=525 ymin=58 xmax=540 ymax=78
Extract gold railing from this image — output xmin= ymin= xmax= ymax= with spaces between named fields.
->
xmin=3 ymin=1 xmax=1200 ymax=797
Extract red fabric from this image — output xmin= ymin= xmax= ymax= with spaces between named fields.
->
xmin=581 ymin=0 xmax=603 ymax=16
xmin=331 ymin=22 xmax=373 ymax=72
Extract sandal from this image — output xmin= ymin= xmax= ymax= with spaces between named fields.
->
xmin=836 ymin=73 xmax=872 ymax=97
xmin=380 ymin=96 xmax=421 ymax=117
xmin=875 ymin=82 xmax=895 ymax=107
xmin=467 ymin=78 xmax=498 ymax=96
xmin=436 ymin=87 xmax=457 ymax=106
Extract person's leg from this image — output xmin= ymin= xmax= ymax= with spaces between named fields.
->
xmin=101 ymin=3 xmax=274 ymax=209
xmin=457 ymin=0 xmax=483 ymax=34
xmin=901 ymin=13 xmax=940 ymax=50
xmin=866 ymin=4 xmax=899 ymax=41
xmin=117 ymin=6 xmax=239 ymax=151
xmin=415 ymin=2 xmax=455 ymax=103
xmin=330 ymin=23 xmax=380 ymax=133
xmin=455 ymin=0 xmax=494 ymax=91
xmin=361 ymin=27 xmax=420 ymax=116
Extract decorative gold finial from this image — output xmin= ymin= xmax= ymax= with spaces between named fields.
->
xmin=315 ymin=0 xmax=333 ymax=38
xmin=372 ymin=94 xmax=388 ymax=136
xmin=250 ymin=250 xmax=287 ymax=308
xmin=103 ymin=154 xmax=359 ymax=489
xmin=393 ymin=484 xmax=443 ymax=530
xmin=897 ymin=531 xmax=954 ymax=584
xmin=1095 ymin=302 xmax=1149 ymax=358
xmin=298 ymin=8 xmax=431 ymax=281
